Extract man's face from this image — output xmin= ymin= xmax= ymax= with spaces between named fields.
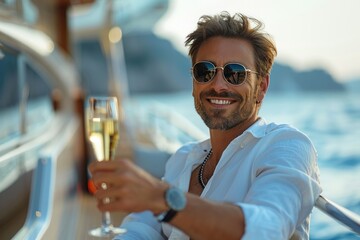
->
xmin=192 ymin=36 xmax=263 ymax=130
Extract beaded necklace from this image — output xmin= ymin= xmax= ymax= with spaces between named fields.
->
xmin=198 ymin=149 xmax=213 ymax=189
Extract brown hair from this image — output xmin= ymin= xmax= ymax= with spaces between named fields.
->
xmin=185 ymin=12 xmax=277 ymax=77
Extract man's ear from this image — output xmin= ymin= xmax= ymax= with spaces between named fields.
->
xmin=256 ymin=74 xmax=270 ymax=104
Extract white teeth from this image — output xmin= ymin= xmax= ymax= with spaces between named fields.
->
xmin=210 ymin=99 xmax=231 ymax=105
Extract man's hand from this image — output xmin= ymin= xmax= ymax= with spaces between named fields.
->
xmin=88 ymin=159 xmax=169 ymax=214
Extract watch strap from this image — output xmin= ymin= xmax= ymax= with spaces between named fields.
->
xmin=157 ymin=209 xmax=177 ymax=222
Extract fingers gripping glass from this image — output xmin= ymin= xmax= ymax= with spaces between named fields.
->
xmin=191 ymin=61 xmax=259 ymax=85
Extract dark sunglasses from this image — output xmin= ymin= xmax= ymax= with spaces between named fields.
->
xmin=191 ymin=61 xmax=259 ymax=85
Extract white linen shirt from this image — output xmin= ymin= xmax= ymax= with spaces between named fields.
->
xmin=116 ymin=118 xmax=322 ymax=240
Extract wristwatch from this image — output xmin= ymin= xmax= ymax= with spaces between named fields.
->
xmin=156 ymin=186 xmax=187 ymax=222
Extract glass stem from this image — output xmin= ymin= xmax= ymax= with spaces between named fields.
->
xmin=101 ymin=211 xmax=113 ymax=233
xmin=101 ymin=182 xmax=113 ymax=233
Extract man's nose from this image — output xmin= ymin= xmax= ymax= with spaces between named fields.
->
xmin=210 ymin=68 xmax=229 ymax=90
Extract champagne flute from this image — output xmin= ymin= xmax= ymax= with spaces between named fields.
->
xmin=87 ymin=96 xmax=126 ymax=237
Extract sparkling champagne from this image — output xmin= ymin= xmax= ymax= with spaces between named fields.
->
xmin=86 ymin=96 xmax=126 ymax=237
xmin=88 ymin=118 xmax=119 ymax=161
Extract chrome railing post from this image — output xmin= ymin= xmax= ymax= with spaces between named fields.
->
xmin=315 ymin=194 xmax=360 ymax=235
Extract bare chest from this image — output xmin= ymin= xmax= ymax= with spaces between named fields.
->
xmin=188 ymin=160 xmax=217 ymax=195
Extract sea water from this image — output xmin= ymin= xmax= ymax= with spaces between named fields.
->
xmin=129 ymin=91 xmax=360 ymax=239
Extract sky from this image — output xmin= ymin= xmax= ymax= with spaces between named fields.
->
xmin=154 ymin=0 xmax=360 ymax=82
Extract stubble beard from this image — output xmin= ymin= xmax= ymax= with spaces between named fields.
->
xmin=194 ymin=90 xmax=253 ymax=130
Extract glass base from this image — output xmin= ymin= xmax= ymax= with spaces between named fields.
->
xmin=88 ymin=225 xmax=127 ymax=238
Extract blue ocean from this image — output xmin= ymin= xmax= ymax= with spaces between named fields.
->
xmin=130 ymin=91 xmax=360 ymax=239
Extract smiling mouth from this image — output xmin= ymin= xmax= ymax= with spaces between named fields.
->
xmin=208 ymin=99 xmax=234 ymax=105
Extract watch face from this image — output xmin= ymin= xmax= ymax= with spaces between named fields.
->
xmin=166 ymin=187 xmax=186 ymax=211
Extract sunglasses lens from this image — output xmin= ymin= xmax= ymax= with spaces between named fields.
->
xmin=223 ymin=64 xmax=246 ymax=85
xmin=193 ymin=62 xmax=215 ymax=83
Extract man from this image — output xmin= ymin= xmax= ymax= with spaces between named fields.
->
xmin=89 ymin=12 xmax=322 ymax=239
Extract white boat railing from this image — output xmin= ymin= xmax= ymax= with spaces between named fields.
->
xmin=315 ymin=195 xmax=360 ymax=234
xmin=12 ymin=117 xmax=78 ymax=240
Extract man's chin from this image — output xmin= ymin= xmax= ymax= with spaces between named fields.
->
xmin=204 ymin=120 xmax=233 ymax=131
